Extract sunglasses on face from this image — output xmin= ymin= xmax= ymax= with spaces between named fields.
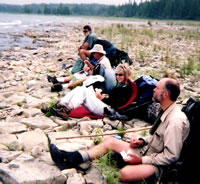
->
xmin=115 ymin=73 xmax=124 ymax=77
xmin=83 ymin=30 xmax=88 ymax=33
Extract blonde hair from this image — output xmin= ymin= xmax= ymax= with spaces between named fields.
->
xmin=116 ymin=63 xmax=132 ymax=85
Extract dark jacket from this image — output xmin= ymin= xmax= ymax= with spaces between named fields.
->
xmin=102 ymin=80 xmax=133 ymax=109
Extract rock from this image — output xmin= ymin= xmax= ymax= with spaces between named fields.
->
xmin=0 ymin=150 xmax=22 ymax=163
xmin=20 ymin=116 xmax=57 ymax=130
xmin=0 ymin=153 xmax=66 ymax=184
xmin=17 ymin=131 xmax=49 ymax=152
xmin=0 ymin=122 xmax=27 ymax=134
xmin=67 ymin=173 xmax=85 ymax=184
xmin=84 ymin=164 xmax=105 ymax=184
xmin=0 ymin=134 xmax=18 ymax=148
xmin=79 ymin=119 xmax=104 ymax=128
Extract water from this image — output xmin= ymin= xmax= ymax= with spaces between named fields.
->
xmin=0 ymin=13 xmax=148 ymax=52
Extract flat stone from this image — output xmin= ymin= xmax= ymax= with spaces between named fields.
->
xmin=17 ymin=131 xmax=49 ymax=152
xmin=0 ymin=122 xmax=27 ymax=134
xmin=20 ymin=116 xmax=57 ymax=130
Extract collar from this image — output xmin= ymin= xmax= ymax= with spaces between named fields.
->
xmin=160 ymin=102 xmax=176 ymax=122
xmin=97 ymin=55 xmax=104 ymax=63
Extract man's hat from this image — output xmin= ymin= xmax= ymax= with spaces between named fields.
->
xmin=90 ymin=44 xmax=106 ymax=55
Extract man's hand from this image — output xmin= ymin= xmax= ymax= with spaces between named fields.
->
xmin=129 ymin=138 xmax=144 ymax=148
xmin=123 ymin=151 xmax=142 ymax=165
xmin=83 ymin=64 xmax=90 ymax=73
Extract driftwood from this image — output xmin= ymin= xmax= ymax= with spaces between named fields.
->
xmin=56 ymin=126 xmax=152 ymax=140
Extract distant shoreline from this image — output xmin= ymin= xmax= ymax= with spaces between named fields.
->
xmin=0 ymin=13 xmax=200 ymax=53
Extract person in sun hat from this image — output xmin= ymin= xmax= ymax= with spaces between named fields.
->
xmin=48 ymin=44 xmax=113 ymax=92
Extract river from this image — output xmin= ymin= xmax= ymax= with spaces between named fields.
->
xmin=0 ymin=13 xmax=150 ymax=52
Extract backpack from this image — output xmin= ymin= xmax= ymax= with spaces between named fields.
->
xmin=179 ymin=97 xmax=200 ymax=183
xmin=120 ymin=75 xmax=159 ymax=123
xmin=115 ymin=49 xmax=133 ymax=66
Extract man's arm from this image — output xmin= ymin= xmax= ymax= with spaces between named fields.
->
xmin=79 ymin=41 xmax=89 ymax=51
xmin=142 ymin=118 xmax=186 ymax=165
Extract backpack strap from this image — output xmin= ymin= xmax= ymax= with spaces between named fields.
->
xmin=118 ymin=80 xmax=137 ymax=109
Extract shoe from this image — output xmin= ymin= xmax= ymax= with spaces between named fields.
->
xmin=51 ymin=83 xmax=63 ymax=92
xmin=47 ymin=75 xmax=59 ymax=84
xmin=49 ymin=144 xmax=83 ymax=170
xmin=49 ymin=144 xmax=67 ymax=164
xmin=49 ymin=106 xmax=71 ymax=120
xmin=104 ymin=107 xmax=128 ymax=121
xmin=41 ymin=107 xmax=48 ymax=114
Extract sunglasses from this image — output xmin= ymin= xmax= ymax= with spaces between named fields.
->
xmin=83 ymin=30 xmax=88 ymax=33
xmin=115 ymin=73 xmax=124 ymax=77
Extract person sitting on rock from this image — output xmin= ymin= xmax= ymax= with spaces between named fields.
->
xmin=71 ymin=25 xmax=97 ymax=74
xmin=43 ymin=63 xmax=133 ymax=121
xmin=49 ymin=78 xmax=190 ymax=183
xmin=48 ymin=44 xmax=112 ymax=92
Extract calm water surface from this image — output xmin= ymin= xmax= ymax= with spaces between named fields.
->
xmin=0 ymin=13 xmax=148 ymax=52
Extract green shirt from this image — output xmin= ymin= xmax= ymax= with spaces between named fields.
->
xmin=83 ymin=33 xmax=97 ymax=49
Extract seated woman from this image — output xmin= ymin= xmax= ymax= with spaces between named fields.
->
xmin=46 ymin=63 xmax=133 ymax=120
xmin=48 ymin=44 xmax=112 ymax=92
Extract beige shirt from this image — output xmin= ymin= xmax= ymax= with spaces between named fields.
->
xmin=99 ymin=56 xmax=111 ymax=69
xmin=142 ymin=103 xmax=190 ymax=166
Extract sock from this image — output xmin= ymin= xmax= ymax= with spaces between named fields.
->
xmin=57 ymin=77 xmax=65 ymax=83
xmin=62 ymin=83 xmax=69 ymax=89
xmin=79 ymin=151 xmax=90 ymax=162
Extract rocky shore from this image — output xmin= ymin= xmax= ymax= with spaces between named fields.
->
xmin=0 ymin=21 xmax=200 ymax=184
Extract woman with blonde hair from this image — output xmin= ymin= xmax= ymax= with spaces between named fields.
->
xmin=48 ymin=63 xmax=133 ymax=120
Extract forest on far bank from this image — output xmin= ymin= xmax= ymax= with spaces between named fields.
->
xmin=0 ymin=0 xmax=200 ymax=20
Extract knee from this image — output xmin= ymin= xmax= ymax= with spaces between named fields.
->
xmin=79 ymin=49 xmax=86 ymax=55
xmin=102 ymin=136 xmax=116 ymax=149
xmin=120 ymin=168 xmax=131 ymax=182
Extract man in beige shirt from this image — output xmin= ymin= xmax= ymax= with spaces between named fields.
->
xmin=49 ymin=78 xmax=190 ymax=182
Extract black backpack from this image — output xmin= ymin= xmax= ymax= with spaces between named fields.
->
xmin=179 ymin=97 xmax=200 ymax=183
xmin=115 ymin=49 xmax=133 ymax=66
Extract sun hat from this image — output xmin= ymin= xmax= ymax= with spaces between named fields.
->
xmin=90 ymin=44 xmax=106 ymax=55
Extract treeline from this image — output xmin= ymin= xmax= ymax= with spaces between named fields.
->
xmin=0 ymin=0 xmax=200 ymax=20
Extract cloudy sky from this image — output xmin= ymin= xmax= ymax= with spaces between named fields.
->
xmin=0 ymin=0 xmax=141 ymax=6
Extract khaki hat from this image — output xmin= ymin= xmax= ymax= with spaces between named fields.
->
xmin=90 ymin=44 xmax=106 ymax=55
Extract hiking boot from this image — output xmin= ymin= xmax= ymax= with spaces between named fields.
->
xmin=104 ymin=107 xmax=128 ymax=121
xmin=47 ymin=75 xmax=59 ymax=84
xmin=49 ymin=106 xmax=71 ymax=120
xmin=51 ymin=83 xmax=63 ymax=92
xmin=49 ymin=144 xmax=83 ymax=170
xmin=41 ymin=107 xmax=48 ymax=114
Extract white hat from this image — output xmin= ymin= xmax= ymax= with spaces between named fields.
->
xmin=90 ymin=44 xmax=106 ymax=55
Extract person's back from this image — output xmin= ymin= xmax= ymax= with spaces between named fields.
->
xmin=95 ymin=39 xmax=116 ymax=67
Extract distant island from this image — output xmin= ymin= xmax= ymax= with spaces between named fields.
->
xmin=0 ymin=0 xmax=200 ymax=20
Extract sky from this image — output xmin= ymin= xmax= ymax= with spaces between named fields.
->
xmin=0 ymin=0 xmax=141 ymax=6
